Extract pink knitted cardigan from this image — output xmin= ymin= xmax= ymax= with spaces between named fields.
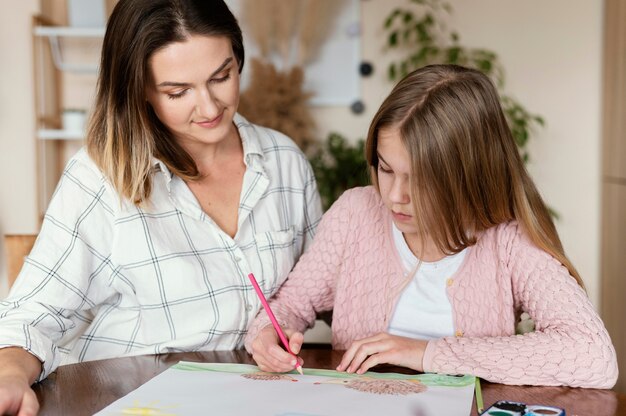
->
xmin=245 ymin=186 xmax=618 ymax=388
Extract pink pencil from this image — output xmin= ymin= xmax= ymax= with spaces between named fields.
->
xmin=247 ymin=273 xmax=303 ymax=375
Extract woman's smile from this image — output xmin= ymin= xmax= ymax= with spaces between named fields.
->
xmin=194 ymin=112 xmax=224 ymax=129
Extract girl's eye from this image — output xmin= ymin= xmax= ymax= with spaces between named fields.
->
xmin=378 ymin=164 xmax=392 ymax=174
xmin=167 ymin=89 xmax=188 ymax=100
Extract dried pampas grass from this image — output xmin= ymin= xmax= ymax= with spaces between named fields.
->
xmin=241 ymin=0 xmax=275 ymax=57
xmin=238 ymin=0 xmax=349 ymax=150
xmin=297 ymin=0 xmax=346 ymax=66
xmin=242 ymin=0 xmax=347 ymax=67
xmin=239 ymin=59 xmax=315 ymax=151
xmin=273 ymin=0 xmax=299 ymax=66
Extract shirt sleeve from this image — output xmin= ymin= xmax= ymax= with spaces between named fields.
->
xmin=300 ymin=158 xmax=323 ymax=252
xmin=245 ymin=188 xmax=353 ymax=353
xmin=0 ymin=155 xmax=118 ymax=380
xmin=422 ymin=225 xmax=618 ymax=388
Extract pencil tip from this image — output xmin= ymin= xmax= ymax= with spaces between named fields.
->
xmin=296 ymin=364 xmax=303 ymax=375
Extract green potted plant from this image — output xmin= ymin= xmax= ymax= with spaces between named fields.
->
xmin=308 ymin=133 xmax=369 ymax=211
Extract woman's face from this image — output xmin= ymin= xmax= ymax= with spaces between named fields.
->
xmin=146 ymin=35 xmax=240 ymax=151
xmin=376 ymin=127 xmax=420 ymax=236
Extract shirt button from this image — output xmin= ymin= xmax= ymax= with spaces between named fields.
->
xmin=235 ymin=256 xmax=242 ymax=262
xmin=455 ymin=330 xmax=463 ymax=337
xmin=246 ymin=304 xmax=253 ymax=311
xmin=446 ymin=278 xmax=454 ymax=287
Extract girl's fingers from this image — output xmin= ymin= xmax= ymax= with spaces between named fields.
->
xmin=356 ymin=351 xmax=388 ymax=374
xmin=337 ymin=333 xmax=387 ymax=372
xmin=251 ymin=342 xmax=286 ymax=372
xmin=338 ymin=337 xmax=370 ymax=371
xmin=256 ymin=352 xmax=294 ymax=373
xmin=252 ymin=325 xmax=305 ymax=373
xmin=337 ymin=343 xmax=360 ymax=371
xmin=289 ymin=332 xmax=304 ymax=355
xmin=268 ymin=344 xmax=297 ymax=365
xmin=346 ymin=340 xmax=384 ymax=373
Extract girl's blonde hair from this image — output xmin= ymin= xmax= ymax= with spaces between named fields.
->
xmin=366 ymin=64 xmax=583 ymax=287
xmin=87 ymin=0 xmax=244 ymax=205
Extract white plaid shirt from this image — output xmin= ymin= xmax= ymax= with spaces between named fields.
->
xmin=0 ymin=114 xmax=322 ymax=379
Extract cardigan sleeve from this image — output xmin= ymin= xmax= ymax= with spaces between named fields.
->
xmin=422 ymin=224 xmax=618 ymax=388
xmin=244 ymin=188 xmax=357 ymax=353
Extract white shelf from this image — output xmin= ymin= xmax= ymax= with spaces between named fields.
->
xmin=37 ymin=129 xmax=84 ymax=141
xmin=33 ymin=26 xmax=104 ymax=73
xmin=33 ymin=26 xmax=105 ymax=38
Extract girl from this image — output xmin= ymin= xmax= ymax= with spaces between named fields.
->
xmin=0 ymin=0 xmax=321 ymax=414
xmin=246 ymin=64 xmax=617 ymax=389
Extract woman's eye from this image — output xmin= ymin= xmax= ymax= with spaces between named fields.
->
xmin=167 ymin=90 xmax=188 ymax=100
xmin=210 ymin=73 xmax=231 ymax=84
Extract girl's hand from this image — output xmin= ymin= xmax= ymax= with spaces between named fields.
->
xmin=250 ymin=325 xmax=304 ymax=373
xmin=337 ymin=333 xmax=428 ymax=374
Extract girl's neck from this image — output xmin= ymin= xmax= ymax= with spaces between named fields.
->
xmin=403 ymin=232 xmax=446 ymax=262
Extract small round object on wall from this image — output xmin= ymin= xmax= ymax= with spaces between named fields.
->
xmin=350 ymin=100 xmax=365 ymax=115
xmin=359 ymin=61 xmax=374 ymax=77
xmin=346 ymin=21 xmax=361 ymax=37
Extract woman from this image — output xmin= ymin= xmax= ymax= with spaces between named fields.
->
xmin=246 ymin=64 xmax=617 ymax=389
xmin=0 ymin=0 xmax=321 ymax=414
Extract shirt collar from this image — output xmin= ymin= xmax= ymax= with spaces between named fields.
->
xmin=234 ymin=112 xmax=265 ymax=167
xmin=150 ymin=112 xmax=266 ymax=181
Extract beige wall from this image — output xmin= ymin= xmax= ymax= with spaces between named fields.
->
xmin=0 ymin=0 xmax=604 ymax=307
xmin=0 ymin=0 xmax=41 ymax=297
xmin=453 ymin=0 xmax=604 ymax=307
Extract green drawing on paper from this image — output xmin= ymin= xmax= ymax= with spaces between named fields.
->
xmin=171 ymin=361 xmax=474 ymax=388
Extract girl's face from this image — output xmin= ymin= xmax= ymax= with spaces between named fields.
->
xmin=376 ymin=128 xmax=420 ymax=236
xmin=146 ymin=35 xmax=240 ymax=152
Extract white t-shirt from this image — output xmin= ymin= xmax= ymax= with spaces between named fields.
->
xmin=387 ymin=223 xmax=467 ymax=340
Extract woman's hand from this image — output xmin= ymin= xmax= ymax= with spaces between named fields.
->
xmin=336 ymin=333 xmax=428 ymax=374
xmin=250 ymin=325 xmax=304 ymax=373
xmin=0 ymin=348 xmax=42 ymax=416
xmin=0 ymin=376 xmax=39 ymax=416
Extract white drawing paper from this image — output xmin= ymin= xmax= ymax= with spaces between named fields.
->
xmin=96 ymin=362 xmax=475 ymax=416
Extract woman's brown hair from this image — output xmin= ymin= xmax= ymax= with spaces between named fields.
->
xmin=86 ymin=0 xmax=244 ymax=204
xmin=366 ymin=64 xmax=583 ymax=286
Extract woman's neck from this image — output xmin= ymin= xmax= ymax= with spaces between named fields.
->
xmin=183 ymin=125 xmax=242 ymax=176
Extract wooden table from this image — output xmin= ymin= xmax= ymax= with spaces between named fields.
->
xmin=33 ymin=349 xmax=626 ymax=415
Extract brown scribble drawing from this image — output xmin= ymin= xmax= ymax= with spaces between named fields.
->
xmin=240 ymin=372 xmax=426 ymax=395
xmin=316 ymin=377 xmax=427 ymax=395
xmin=241 ymin=372 xmax=298 ymax=382
xmin=345 ymin=378 xmax=427 ymax=395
